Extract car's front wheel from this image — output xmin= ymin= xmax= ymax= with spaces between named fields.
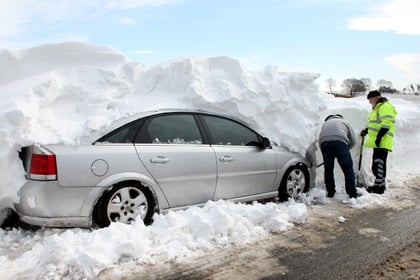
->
xmin=278 ymin=164 xmax=309 ymax=202
xmin=93 ymin=182 xmax=155 ymax=227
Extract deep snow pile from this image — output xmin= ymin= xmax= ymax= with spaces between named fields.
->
xmin=0 ymin=42 xmax=327 ymax=210
xmin=0 ymin=42 xmax=420 ymax=279
xmin=0 ymin=199 xmax=308 ymax=279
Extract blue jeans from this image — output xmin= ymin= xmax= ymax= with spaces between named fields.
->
xmin=320 ymin=141 xmax=357 ymax=198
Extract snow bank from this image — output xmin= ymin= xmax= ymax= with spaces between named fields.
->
xmin=0 ymin=42 xmax=420 ymax=279
xmin=0 ymin=42 xmax=326 ymax=210
xmin=0 ymin=200 xmax=306 ymax=279
xmin=1 ymin=41 xmax=420 ymax=209
xmin=0 ymin=40 xmax=420 ymax=211
xmin=0 ymin=42 xmax=128 ymax=85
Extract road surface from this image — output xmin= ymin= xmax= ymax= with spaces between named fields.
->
xmin=97 ymin=178 xmax=420 ymax=279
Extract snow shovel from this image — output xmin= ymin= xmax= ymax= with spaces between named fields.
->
xmin=356 ymin=134 xmax=367 ymax=188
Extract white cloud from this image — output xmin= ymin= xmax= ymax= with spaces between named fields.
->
xmin=0 ymin=1 xmax=31 ymax=37
xmin=347 ymin=0 xmax=420 ymax=35
xmin=0 ymin=0 xmax=178 ymax=38
xmin=385 ymin=53 xmax=420 ymax=72
xmin=385 ymin=52 xmax=420 ymax=86
xmin=120 ymin=17 xmax=137 ymax=25
xmin=135 ymin=49 xmax=159 ymax=54
xmin=0 ymin=1 xmax=92 ymax=37
xmin=0 ymin=3 xmax=91 ymax=47
xmin=105 ymin=0 xmax=179 ymax=10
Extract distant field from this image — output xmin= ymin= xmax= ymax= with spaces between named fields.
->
xmin=391 ymin=94 xmax=420 ymax=104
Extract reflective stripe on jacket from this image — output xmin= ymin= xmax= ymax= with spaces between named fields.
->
xmin=365 ymin=99 xmax=397 ymax=151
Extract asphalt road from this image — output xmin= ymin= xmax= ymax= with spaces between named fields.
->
xmin=97 ymin=191 xmax=420 ymax=280
xmin=96 ymin=176 xmax=420 ymax=280
xmin=267 ymin=206 xmax=420 ymax=280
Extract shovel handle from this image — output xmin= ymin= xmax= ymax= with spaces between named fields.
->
xmin=358 ymin=135 xmax=365 ymax=170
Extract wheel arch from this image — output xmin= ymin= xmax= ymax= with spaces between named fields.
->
xmin=286 ymin=162 xmax=310 ymax=190
xmin=276 ymin=156 xmax=310 ymax=184
xmin=81 ymin=172 xmax=168 ymax=225
xmin=92 ymin=180 xmax=158 ymax=227
xmin=278 ymin=161 xmax=311 ymax=201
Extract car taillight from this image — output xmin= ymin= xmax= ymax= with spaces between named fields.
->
xmin=29 ymin=145 xmax=57 ymax=181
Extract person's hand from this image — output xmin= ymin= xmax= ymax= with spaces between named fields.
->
xmin=360 ymin=128 xmax=368 ymax=137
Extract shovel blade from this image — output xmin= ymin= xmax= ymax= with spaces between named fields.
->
xmin=356 ymin=171 xmax=368 ymax=188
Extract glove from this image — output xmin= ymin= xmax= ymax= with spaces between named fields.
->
xmin=360 ymin=128 xmax=368 ymax=137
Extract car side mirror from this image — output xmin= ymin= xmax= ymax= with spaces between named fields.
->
xmin=261 ymin=137 xmax=271 ymax=149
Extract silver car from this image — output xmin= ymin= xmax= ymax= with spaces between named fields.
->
xmin=16 ymin=109 xmax=313 ymax=228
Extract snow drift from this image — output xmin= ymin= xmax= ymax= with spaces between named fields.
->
xmin=1 ymin=41 xmax=420 ymax=210
xmin=0 ymin=42 xmax=325 ymax=209
xmin=1 ymin=41 xmax=420 ymax=279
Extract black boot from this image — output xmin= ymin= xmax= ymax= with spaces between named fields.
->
xmin=366 ymin=186 xmax=375 ymax=193
xmin=375 ymin=187 xmax=385 ymax=194
xmin=366 ymin=186 xmax=385 ymax=194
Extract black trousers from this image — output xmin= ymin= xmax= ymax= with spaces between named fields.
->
xmin=372 ymin=148 xmax=388 ymax=188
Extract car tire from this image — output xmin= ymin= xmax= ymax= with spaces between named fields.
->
xmin=93 ymin=182 xmax=155 ymax=227
xmin=278 ymin=164 xmax=309 ymax=202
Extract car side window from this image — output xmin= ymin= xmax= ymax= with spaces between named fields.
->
xmin=136 ymin=114 xmax=203 ymax=144
xmin=203 ymin=115 xmax=260 ymax=146
xmin=96 ymin=120 xmax=144 ymax=143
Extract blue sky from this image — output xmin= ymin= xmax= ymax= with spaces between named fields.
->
xmin=1 ymin=0 xmax=419 ymax=90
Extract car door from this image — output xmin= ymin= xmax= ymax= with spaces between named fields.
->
xmin=201 ymin=114 xmax=277 ymax=200
xmin=134 ymin=113 xmax=217 ymax=208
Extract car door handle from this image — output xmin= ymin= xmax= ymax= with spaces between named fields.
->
xmin=219 ymin=155 xmax=234 ymax=162
xmin=150 ymin=156 xmax=170 ymax=164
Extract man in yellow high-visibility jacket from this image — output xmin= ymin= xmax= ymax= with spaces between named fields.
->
xmin=360 ymin=90 xmax=397 ymax=194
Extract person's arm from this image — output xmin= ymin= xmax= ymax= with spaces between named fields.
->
xmin=347 ymin=124 xmax=357 ymax=149
xmin=375 ymin=127 xmax=389 ymax=147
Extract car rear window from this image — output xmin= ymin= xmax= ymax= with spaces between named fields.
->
xmin=96 ymin=120 xmax=144 ymax=143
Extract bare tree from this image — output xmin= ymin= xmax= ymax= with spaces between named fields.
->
xmin=361 ymin=78 xmax=372 ymax=91
xmin=376 ymin=79 xmax=397 ymax=93
xmin=376 ymin=79 xmax=393 ymax=88
xmin=341 ymin=78 xmax=367 ymax=97
xmin=410 ymin=84 xmax=416 ymax=94
xmin=325 ymin=78 xmax=336 ymax=94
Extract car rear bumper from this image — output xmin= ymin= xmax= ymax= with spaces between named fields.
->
xmin=19 ymin=215 xmax=92 ymax=228
xmin=15 ymin=180 xmax=97 ymax=228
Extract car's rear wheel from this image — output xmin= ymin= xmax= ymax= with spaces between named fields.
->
xmin=278 ymin=164 xmax=309 ymax=202
xmin=93 ymin=182 xmax=155 ymax=227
